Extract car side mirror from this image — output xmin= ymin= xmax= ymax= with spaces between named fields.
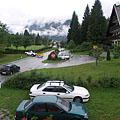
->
xmin=61 ymin=110 xmax=65 ymax=114
xmin=66 ymin=91 xmax=70 ymax=94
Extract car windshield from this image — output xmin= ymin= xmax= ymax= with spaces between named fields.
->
xmin=56 ymin=97 xmax=71 ymax=112
xmin=63 ymin=84 xmax=74 ymax=92
xmin=24 ymin=98 xmax=33 ymax=109
xmin=2 ymin=65 xmax=10 ymax=69
xmin=37 ymin=83 xmax=45 ymax=89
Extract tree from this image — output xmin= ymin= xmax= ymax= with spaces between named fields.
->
xmin=0 ymin=21 xmax=9 ymax=53
xmin=81 ymin=4 xmax=90 ymax=42
xmin=67 ymin=40 xmax=76 ymax=49
xmin=86 ymin=0 xmax=107 ymax=44
xmin=106 ymin=49 xmax=111 ymax=61
xmin=23 ymin=29 xmax=32 ymax=49
xmin=35 ymin=33 xmax=42 ymax=45
xmin=93 ymin=46 xmax=103 ymax=66
xmin=67 ymin=11 xmax=81 ymax=44
xmin=13 ymin=33 xmax=22 ymax=49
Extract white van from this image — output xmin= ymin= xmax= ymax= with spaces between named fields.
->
xmin=58 ymin=51 xmax=71 ymax=60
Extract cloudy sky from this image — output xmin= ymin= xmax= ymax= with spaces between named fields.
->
xmin=0 ymin=0 xmax=119 ymax=32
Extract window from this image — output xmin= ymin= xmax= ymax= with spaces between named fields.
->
xmin=47 ymin=104 xmax=62 ymax=112
xmin=36 ymin=103 xmax=46 ymax=112
xmin=30 ymin=103 xmax=46 ymax=112
xmin=29 ymin=105 xmax=36 ymax=112
xmin=55 ymin=86 xmax=66 ymax=93
xmin=43 ymin=86 xmax=55 ymax=92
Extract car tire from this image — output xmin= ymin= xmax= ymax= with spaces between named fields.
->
xmin=10 ymin=72 xmax=13 ymax=76
xmin=71 ymin=118 xmax=80 ymax=120
xmin=73 ymin=97 xmax=83 ymax=103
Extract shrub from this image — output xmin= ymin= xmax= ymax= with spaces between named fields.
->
xmin=3 ymin=70 xmax=51 ymax=90
xmin=86 ymin=75 xmax=92 ymax=86
xmin=73 ymin=42 xmax=93 ymax=52
xmin=106 ymin=49 xmax=111 ymax=61
xmin=100 ymin=76 xmax=120 ymax=88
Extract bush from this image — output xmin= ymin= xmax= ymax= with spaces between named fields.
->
xmin=99 ymin=76 xmax=120 ymax=88
xmin=106 ymin=49 xmax=111 ymax=61
xmin=73 ymin=42 xmax=93 ymax=52
xmin=3 ymin=70 xmax=51 ymax=90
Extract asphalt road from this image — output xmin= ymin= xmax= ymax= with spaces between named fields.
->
xmin=0 ymin=51 xmax=96 ymax=82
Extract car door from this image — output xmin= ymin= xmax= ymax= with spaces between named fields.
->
xmin=55 ymin=86 xmax=72 ymax=101
xmin=42 ymin=86 xmax=57 ymax=96
xmin=46 ymin=103 xmax=71 ymax=120
xmin=27 ymin=103 xmax=47 ymax=119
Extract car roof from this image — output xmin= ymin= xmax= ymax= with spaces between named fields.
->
xmin=3 ymin=64 xmax=14 ymax=67
xmin=33 ymin=95 xmax=57 ymax=103
xmin=45 ymin=80 xmax=64 ymax=86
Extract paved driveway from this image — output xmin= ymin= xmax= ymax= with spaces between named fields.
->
xmin=0 ymin=51 xmax=96 ymax=82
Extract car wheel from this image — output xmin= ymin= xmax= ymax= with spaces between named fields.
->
xmin=73 ymin=97 xmax=83 ymax=103
xmin=10 ymin=72 xmax=13 ymax=76
xmin=71 ymin=118 xmax=80 ymax=120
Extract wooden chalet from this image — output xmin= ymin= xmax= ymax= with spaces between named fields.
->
xmin=107 ymin=3 xmax=120 ymax=44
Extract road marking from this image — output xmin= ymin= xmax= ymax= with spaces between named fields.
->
xmin=44 ymin=63 xmax=48 ymax=66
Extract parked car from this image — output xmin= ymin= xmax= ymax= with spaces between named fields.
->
xmin=29 ymin=80 xmax=90 ymax=103
xmin=15 ymin=95 xmax=88 ymax=120
xmin=0 ymin=64 xmax=20 ymax=75
xmin=58 ymin=51 xmax=71 ymax=60
xmin=25 ymin=51 xmax=37 ymax=56
xmin=36 ymin=53 xmax=44 ymax=58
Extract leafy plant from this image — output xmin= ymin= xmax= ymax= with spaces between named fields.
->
xmin=106 ymin=49 xmax=111 ymax=61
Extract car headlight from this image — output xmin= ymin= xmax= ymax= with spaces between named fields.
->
xmin=85 ymin=94 xmax=89 ymax=97
xmin=84 ymin=113 xmax=88 ymax=118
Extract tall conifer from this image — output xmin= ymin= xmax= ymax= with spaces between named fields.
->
xmin=81 ymin=4 xmax=90 ymax=42
xmin=86 ymin=0 xmax=107 ymax=44
xmin=67 ymin=11 xmax=81 ymax=44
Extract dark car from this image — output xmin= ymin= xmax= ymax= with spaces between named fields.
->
xmin=0 ymin=64 xmax=20 ymax=75
xmin=15 ymin=95 xmax=88 ymax=120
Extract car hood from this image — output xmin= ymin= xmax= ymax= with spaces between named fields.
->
xmin=72 ymin=86 xmax=90 ymax=95
xmin=69 ymin=102 xmax=88 ymax=118
xmin=30 ymin=84 xmax=40 ymax=92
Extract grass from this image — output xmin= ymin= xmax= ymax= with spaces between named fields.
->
xmin=7 ymin=45 xmax=45 ymax=50
xmin=85 ymin=88 xmax=120 ymax=120
xmin=0 ymin=87 xmax=29 ymax=115
xmin=0 ymin=54 xmax=27 ymax=65
xmin=0 ymin=87 xmax=120 ymax=120
xmin=71 ymin=51 xmax=89 ymax=55
xmin=34 ymin=59 xmax=120 ymax=83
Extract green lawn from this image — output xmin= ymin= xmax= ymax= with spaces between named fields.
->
xmin=0 ymin=87 xmax=120 ymax=120
xmin=35 ymin=59 xmax=120 ymax=83
xmin=7 ymin=45 xmax=45 ymax=50
xmin=71 ymin=51 xmax=89 ymax=55
xmin=42 ymin=59 xmax=66 ymax=63
xmin=0 ymin=87 xmax=29 ymax=115
xmin=0 ymin=54 xmax=27 ymax=65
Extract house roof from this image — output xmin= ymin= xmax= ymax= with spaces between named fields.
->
xmin=114 ymin=4 xmax=120 ymax=25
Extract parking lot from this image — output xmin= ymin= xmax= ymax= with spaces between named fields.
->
xmin=0 ymin=51 xmax=96 ymax=82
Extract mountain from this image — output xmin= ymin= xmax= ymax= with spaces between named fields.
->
xmin=25 ymin=18 xmax=71 ymax=41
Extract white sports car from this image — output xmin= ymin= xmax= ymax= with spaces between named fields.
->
xmin=29 ymin=80 xmax=90 ymax=103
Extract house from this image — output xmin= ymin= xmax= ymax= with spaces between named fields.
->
xmin=107 ymin=3 xmax=120 ymax=45
xmin=49 ymin=51 xmax=57 ymax=60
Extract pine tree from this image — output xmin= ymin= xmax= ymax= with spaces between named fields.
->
xmin=81 ymin=4 xmax=90 ymax=42
xmin=67 ymin=11 xmax=81 ymax=44
xmin=67 ymin=11 xmax=76 ymax=43
xmin=35 ymin=33 xmax=41 ymax=45
xmin=86 ymin=0 xmax=107 ymax=44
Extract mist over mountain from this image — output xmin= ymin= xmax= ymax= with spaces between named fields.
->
xmin=25 ymin=18 xmax=71 ymax=41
